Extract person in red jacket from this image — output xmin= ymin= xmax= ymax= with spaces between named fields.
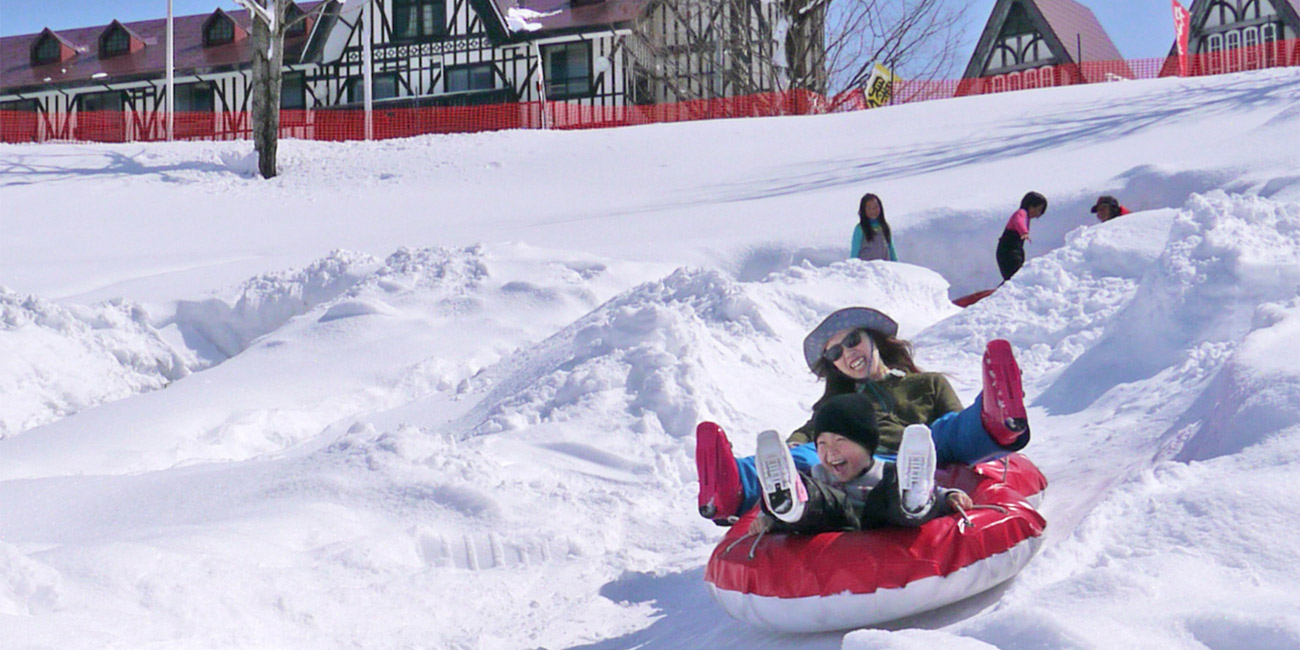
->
xmin=1091 ymin=195 xmax=1131 ymax=223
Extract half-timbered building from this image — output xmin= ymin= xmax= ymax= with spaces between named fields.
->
xmin=958 ymin=0 xmax=1128 ymax=94
xmin=0 ymin=0 xmax=805 ymax=141
xmin=1160 ymin=0 xmax=1300 ymax=75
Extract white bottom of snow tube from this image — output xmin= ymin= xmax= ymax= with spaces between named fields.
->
xmin=706 ymin=535 xmax=1044 ymax=633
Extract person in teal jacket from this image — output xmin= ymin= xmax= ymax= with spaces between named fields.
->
xmin=850 ymin=193 xmax=898 ymax=262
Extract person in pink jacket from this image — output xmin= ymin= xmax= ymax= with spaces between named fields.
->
xmin=996 ymin=192 xmax=1048 ymax=281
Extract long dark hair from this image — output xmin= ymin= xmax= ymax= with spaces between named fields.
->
xmin=1020 ymin=191 xmax=1048 ymax=212
xmin=811 ymin=329 xmax=922 ymax=406
xmin=857 ymin=193 xmax=892 ymax=244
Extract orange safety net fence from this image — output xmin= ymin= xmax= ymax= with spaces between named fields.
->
xmin=3 ymin=39 xmax=1297 ymax=144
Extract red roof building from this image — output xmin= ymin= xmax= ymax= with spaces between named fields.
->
xmin=1158 ymin=0 xmax=1300 ymax=76
xmin=1 ymin=0 xmax=799 ymax=142
xmin=959 ymin=0 xmax=1131 ymax=94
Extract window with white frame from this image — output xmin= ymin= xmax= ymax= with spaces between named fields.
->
xmin=1206 ymin=33 xmax=1225 ymax=74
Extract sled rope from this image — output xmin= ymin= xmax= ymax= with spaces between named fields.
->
xmin=723 ymin=531 xmax=756 ymax=555
xmin=747 ymin=530 xmax=768 ymax=559
xmin=721 ymin=528 xmax=771 ymax=560
xmin=954 ymin=503 xmax=1009 ymax=532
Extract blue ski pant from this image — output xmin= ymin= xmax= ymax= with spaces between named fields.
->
xmin=734 ymin=393 xmax=1007 ymax=515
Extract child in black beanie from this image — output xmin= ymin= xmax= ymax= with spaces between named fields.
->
xmin=752 ymin=393 xmax=971 ymax=534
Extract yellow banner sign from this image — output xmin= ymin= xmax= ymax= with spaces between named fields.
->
xmin=864 ymin=63 xmax=898 ymax=108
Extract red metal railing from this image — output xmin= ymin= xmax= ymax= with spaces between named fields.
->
xmin=2 ymin=39 xmax=1296 ymax=144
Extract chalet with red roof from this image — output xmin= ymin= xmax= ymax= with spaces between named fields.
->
xmin=1160 ymin=0 xmax=1300 ymax=76
xmin=1 ymin=0 xmax=805 ymax=141
xmin=959 ymin=0 xmax=1130 ymax=94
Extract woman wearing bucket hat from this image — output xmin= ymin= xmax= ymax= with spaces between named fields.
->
xmin=696 ymin=306 xmax=1030 ymax=525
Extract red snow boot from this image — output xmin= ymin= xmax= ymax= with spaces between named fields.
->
xmin=981 ymin=339 xmax=1030 ymax=448
xmin=696 ymin=422 xmax=742 ymax=525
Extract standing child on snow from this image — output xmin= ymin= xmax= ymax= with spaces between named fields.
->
xmin=850 ymin=193 xmax=898 ymax=262
xmin=996 ymin=192 xmax=1048 ymax=281
xmin=749 ymin=393 xmax=972 ymax=535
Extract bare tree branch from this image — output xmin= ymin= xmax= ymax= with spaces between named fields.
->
xmin=628 ymin=0 xmax=970 ymax=104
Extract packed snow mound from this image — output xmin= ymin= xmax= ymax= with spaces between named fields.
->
xmin=0 ymin=288 xmax=191 ymax=438
xmin=442 ymin=258 xmax=958 ymax=445
xmin=1041 ymin=192 xmax=1300 ymax=414
xmin=0 ymin=243 xmax=644 ymax=479
xmin=168 ymin=249 xmax=381 ymax=363
xmin=0 ymin=542 xmax=64 ymax=616
xmin=1163 ymin=297 xmax=1300 ymax=462
xmin=918 ymin=208 xmax=1174 ymax=395
xmin=446 ymin=267 xmax=781 ymax=441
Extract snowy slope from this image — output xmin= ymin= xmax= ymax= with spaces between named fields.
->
xmin=1 ymin=68 xmax=1299 ymax=649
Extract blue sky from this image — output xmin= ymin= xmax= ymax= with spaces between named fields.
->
xmin=1 ymin=0 xmax=1180 ymax=59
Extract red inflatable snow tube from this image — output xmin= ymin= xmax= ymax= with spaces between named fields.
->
xmin=704 ymin=454 xmax=1047 ymax=632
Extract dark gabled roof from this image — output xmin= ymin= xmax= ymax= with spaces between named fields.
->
xmin=30 ymin=28 xmax=78 ymax=63
xmin=1 ymin=0 xmax=650 ymax=94
xmin=200 ymin=8 xmax=249 ymax=43
xmin=0 ymin=2 xmax=322 ymax=95
xmin=963 ymin=0 xmax=1125 ymax=78
xmin=101 ymin=20 xmax=148 ymax=46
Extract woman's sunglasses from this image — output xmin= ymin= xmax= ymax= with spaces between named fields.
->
xmin=822 ymin=329 xmax=870 ymax=363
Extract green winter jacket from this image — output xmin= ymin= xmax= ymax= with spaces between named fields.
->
xmin=787 ymin=371 xmax=963 ymax=453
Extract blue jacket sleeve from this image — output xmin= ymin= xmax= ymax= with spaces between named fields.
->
xmin=887 ymin=238 xmax=898 ymax=262
xmin=850 ymin=224 xmax=864 ymax=259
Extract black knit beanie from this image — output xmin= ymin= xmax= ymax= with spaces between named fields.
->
xmin=812 ymin=393 xmax=879 ymax=453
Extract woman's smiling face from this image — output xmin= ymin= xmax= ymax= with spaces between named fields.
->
xmin=824 ymin=328 xmax=883 ymax=381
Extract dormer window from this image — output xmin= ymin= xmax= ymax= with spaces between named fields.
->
xmin=204 ymin=11 xmax=238 ymax=46
xmin=31 ymin=29 xmax=73 ymax=66
xmin=285 ymin=3 xmax=308 ymax=37
xmin=33 ymin=34 xmax=61 ymax=64
xmin=103 ymin=30 xmax=129 ymax=56
xmin=100 ymin=24 xmax=132 ymax=58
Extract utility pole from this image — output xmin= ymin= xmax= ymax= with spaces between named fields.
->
xmin=363 ymin=0 xmax=373 ymax=140
xmin=166 ymin=0 xmax=174 ymax=140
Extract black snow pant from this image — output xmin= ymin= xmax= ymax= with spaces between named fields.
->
xmin=771 ymin=466 xmax=950 ymax=534
xmin=996 ymin=229 xmax=1025 ymax=281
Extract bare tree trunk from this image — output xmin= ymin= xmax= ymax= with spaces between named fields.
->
xmin=782 ymin=0 xmax=828 ymax=94
xmin=248 ymin=1 xmax=285 ymax=179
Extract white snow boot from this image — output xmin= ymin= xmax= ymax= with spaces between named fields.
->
xmin=755 ymin=429 xmax=807 ymax=524
xmin=898 ymin=424 xmax=937 ymax=517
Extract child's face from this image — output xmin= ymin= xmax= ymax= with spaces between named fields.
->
xmin=863 ymin=197 xmax=882 ymax=220
xmin=816 ymin=432 xmax=873 ymax=482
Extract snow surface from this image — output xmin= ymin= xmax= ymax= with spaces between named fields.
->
xmin=1 ymin=68 xmax=1299 ymax=649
